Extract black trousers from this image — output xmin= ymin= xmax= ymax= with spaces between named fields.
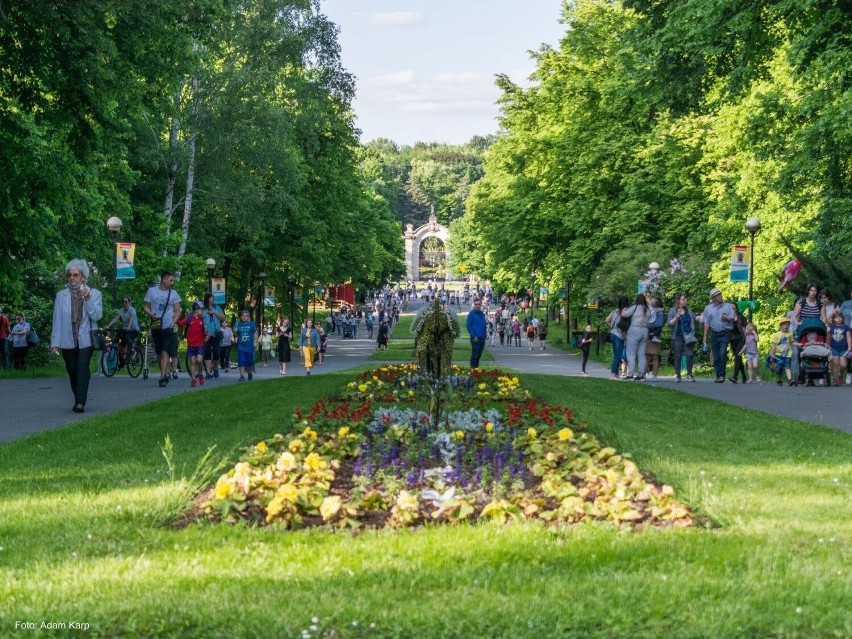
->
xmin=13 ymin=345 xmax=28 ymax=369
xmin=62 ymin=347 xmax=94 ymax=406
xmin=730 ymin=337 xmax=746 ymax=381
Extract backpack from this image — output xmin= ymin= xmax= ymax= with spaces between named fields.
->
xmin=616 ymin=314 xmax=631 ymax=334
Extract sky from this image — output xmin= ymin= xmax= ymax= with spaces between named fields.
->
xmin=320 ymin=1 xmax=567 ymax=146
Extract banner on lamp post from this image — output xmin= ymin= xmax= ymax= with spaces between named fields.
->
xmin=264 ymin=286 xmax=275 ymax=307
xmin=539 ymin=287 xmax=549 ymax=302
xmin=115 ymin=243 xmax=136 ymax=280
xmin=730 ymin=244 xmax=750 ymax=282
xmin=211 ymin=278 xmax=226 ymax=305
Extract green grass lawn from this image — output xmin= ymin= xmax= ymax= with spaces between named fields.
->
xmin=1 ymin=372 xmax=850 ymax=638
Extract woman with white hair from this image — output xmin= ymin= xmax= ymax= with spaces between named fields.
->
xmin=50 ymin=259 xmax=103 ymax=413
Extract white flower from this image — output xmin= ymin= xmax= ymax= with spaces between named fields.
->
xmin=311 ymin=617 xmax=319 ymax=624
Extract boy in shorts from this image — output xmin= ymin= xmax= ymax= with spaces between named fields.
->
xmin=234 ymin=310 xmax=258 ymax=381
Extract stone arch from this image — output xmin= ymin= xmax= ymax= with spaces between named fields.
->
xmin=404 ymin=213 xmax=451 ymax=281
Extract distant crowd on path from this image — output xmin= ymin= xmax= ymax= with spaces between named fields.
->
xmin=602 ymin=283 xmax=852 ymax=386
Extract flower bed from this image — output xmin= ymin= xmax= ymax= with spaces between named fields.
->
xmin=202 ymin=366 xmax=693 ymax=530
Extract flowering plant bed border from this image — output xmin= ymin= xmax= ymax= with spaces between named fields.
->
xmin=199 ymin=366 xmax=693 ymax=530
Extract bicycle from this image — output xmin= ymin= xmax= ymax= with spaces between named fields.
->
xmin=101 ymin=328 xmax=144 ymax=378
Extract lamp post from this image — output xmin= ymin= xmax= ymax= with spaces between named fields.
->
xmin=256 ymin=272 xmax=266 ymax=329
xmin=206 ymin=258 xmax=216 ymax=294
xmin=288 ymin=275 xmax=296 ymax=322
xmin=312 ymin=282 xmax=320 ymax=324
xmin=106 ymin=216 xmax=123 ymax=309
xmin=745 ymin=217 xmax=761 ymax=321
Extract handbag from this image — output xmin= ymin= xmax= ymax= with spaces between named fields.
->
xmin=90 ymin=327 xmax=106 ymax=350
xmin=683 ymin=331 xmax=698 ymax=346
xmin=27 ymin=327 xmax=39 ymax=346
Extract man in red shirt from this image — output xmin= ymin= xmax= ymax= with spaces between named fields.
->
xmin=177 ymin=301 xmax=208 ymax=387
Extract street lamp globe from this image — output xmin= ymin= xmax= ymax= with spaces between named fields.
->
xmin=745 ymin=217 xmax=761 ymax=235
xmin=206 ymin=258 xmax=216 ymax=270
xmin=648 ymin=262 xmax=660 ymax=271
xmin=106 ymin=217 xmax=123 ymax=234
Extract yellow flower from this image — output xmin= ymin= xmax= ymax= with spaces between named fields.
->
xmin=451 ymin=430 xmax=465 ymax=442
xmin=408 ymin=390 xmax=415 ymax=397
xmin=280 ymin=484 xmax=298 ymax=503
xmin=276 ymin=451 xmax=297 ymax=472
xmin=338 ymin=426 xmax=350 ymax=438
xmin=485 ymin=422 xmax=494 ymax=433
xmin=215 ymin=478 xmax=232 ymax=500
xmin=478 ymin=383 xmax=487 ymax=390
xmin=289 ymin=439 xmax=304 ymax=453
xmin=358 ymin=384 xmax=368 ymax=392
xmin=396 ymin=490 xmax=418 ymax=512
xmin=256 ymin=441 xmax=268 ymax=453
xmin=527 ymin=428 xmax=537 ymax=439
xmin=546 ymin=452 xmax=557 ymax=462
xmin=320 ymin=495 xmax=343 ymax=521
xmin=558 ymin=428 xmax=572 ymax=441
xmin=304 ymin=452 xmax=323 ymax=471
xmin=233 ymin=462 xmax=251 ymax=477
xmin=302 ymin=426 xmax=318 ymax=441
xmin=400 ymin=381 xmax=406 ymax=387
xmin=512 ymin=377 xmax=519 ymax=385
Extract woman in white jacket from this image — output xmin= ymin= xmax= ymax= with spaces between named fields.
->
xmin=621 ymin=294 xmax=650 ymax=381
xmin=50 ymin=259 xmax=103 ymax=413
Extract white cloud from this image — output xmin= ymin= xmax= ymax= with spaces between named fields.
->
xmin=369 ymin=12 xmax=423 ymax=26
xmin=401 ymin=100 xmax=492 ymax=113
xmin=363 ymin=70 xmax=416 ymax=87
xmin=432 ymin=72 xmax=490 ymax=85
xmin=357 ymin=69 xmax=498 ymax=117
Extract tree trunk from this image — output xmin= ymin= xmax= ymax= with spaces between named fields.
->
xmin=163 ymin=81 xmax=184 ymax=241
xmin=176 ymin=75 xmax=200 ymax=272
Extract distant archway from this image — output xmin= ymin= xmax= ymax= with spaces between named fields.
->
xmin=404 ymin=212 xmax=451 ymax=281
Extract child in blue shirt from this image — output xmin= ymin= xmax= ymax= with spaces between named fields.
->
xmin=234 ymin=309 xmax=257 ymax=381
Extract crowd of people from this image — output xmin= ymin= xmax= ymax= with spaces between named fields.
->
xmin=5 ymin=270 xmax=849 ymax=416
xmin=600 ymin=284 xmax=852 ymax=386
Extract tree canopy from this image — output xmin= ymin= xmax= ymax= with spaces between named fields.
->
xmin=450 ymin=0 xmax=851 ymax=331
xmin=1 ymin=0 xmax=404 ymax=319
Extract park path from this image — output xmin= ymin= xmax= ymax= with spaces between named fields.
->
xmin=483 ymin=339 xmax=852 ymax=433
xmin=2 ymin=299 xmax=849 ymax=442
xmin=0 ymin=320 xmax=393 ymax=444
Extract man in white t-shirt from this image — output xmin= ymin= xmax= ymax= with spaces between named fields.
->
xmin=143 ymin=271 xmax=183 ymax=387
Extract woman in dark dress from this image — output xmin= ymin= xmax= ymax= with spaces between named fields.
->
xmin=277 ymin=318 xmax=292 ymax=375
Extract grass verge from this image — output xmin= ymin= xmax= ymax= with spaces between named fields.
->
xmin=0 ymin=372 xmax=849 ymax=638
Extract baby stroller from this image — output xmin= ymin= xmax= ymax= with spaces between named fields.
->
xmin=342 ymin=321 xmax=353 ymax=339
xmin=796 ymin=319 xmax=832 ymax=386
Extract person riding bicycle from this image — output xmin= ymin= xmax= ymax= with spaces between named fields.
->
xmin=106 ymin=296 xmax=140 ymax=348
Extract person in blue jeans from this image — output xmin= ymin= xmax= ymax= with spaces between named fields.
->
xmin=466 ymin=298 xmax=487 ymax=368
xmin=234 ymin=309 xmax=257 ymax=381
xmin=702 ymin=287 xmax=737 ymax=383
xmin=606 ymin=297 xmax=629 ymax=380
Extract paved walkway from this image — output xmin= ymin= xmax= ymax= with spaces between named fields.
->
xmin=0 ymin=330 xmax=382 ymax=444
xmin=484 ymin=341 xmax=852 ymax=433
xmin=2 ymin=302 xmax=849 ymax=442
